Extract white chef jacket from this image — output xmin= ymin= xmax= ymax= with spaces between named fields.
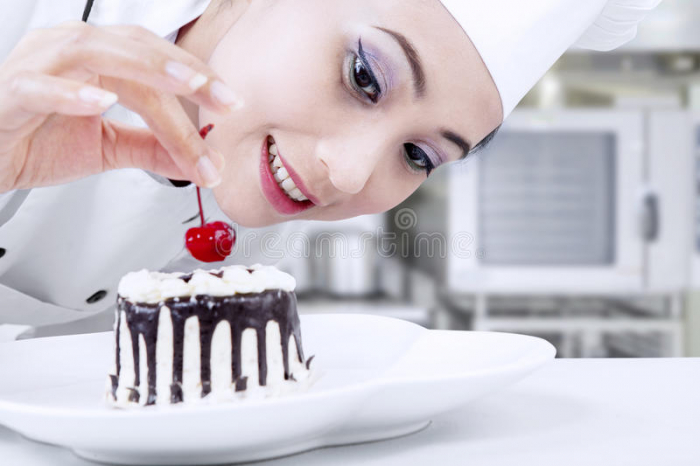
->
xmin=0 ymin=0 xmax=293 ymax=331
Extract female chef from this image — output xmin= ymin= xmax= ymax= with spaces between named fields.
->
xmin=0 ymin=0 xmax=659 ymax=332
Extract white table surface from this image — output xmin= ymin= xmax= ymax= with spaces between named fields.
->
xmin=1 ymin=358 xmax=698 ymax=466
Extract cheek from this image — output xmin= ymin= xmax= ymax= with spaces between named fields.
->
xmin=339 ymin=167 xmax=424 ymax=219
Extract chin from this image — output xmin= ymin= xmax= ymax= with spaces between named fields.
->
xmin=218 ymin=205 xmax=280 ymax=229
xmin=218 ymin=201 xmax=289 ymax=229
xmin=234 ymin=215 xmax=283 ymax=229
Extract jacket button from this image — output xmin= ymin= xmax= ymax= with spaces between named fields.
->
xmin=86 ymin=290 xmax=108 ymax=304
xmin=0 ymin=248 xmax=5 ymax=258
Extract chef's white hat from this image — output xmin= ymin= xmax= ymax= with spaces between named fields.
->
xmin=440 ymin=0 xmax=662 ymax=118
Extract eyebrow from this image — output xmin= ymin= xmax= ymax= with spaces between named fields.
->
xmin=374 ymin=27 xmax=474 ymax=160
xmin=374 ymin=27 xmax=426 ymax=97
xmin=442 ymin=130 xmax=472 ymax=160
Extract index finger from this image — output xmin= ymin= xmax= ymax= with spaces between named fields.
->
xmin=46 ymin=22 xmax=243 ymax=114
xmin=102 ymin=25 xmax=245 ymax=112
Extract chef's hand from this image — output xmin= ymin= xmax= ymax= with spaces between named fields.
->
xmin=0 ymin=21 xmax=240 ymax=193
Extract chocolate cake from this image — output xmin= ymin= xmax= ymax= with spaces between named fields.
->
xmin=106 ymin=265 xmax=313 ymax=407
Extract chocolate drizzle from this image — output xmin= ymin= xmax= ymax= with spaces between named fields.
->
xmin=235 ymin=377 xmax=248 ymax=392
xmin=123 ymin=300 xmax=161 ymax=405
xmin=127 ymin=388 xmax=140 ymax=403
xmin=179 ymin=271 xmax=228 ymax=283
xmin=109 ymin=375 xmax=118 ymax=400
xmin=170 ymin=383 xmax=183 ymax=404
xmin=112 ymin=290 xmax=305 ymax=405
xmin=305 ymin=355 xmax=315 ymax=371
xmin=115 ymin=307 xmax=121 ymax=378
xmin=110 ymin=307 xmax=122 ymax=399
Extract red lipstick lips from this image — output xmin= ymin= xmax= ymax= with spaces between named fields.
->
xmin=259 ymin=137 xmax=316 ymax=216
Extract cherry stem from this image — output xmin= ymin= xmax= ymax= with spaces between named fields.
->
xmin=195 ymin=123 xmax=215 ymax=227
xmin=196 ymin=186 xmax=205 ymax=226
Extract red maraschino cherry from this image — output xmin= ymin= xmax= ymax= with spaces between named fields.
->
xmin=185 ymin=124 xmax=236 ymax=263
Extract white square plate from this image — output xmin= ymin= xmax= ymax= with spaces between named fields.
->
xmin=0 ymin=314 xmax=555 ymax=464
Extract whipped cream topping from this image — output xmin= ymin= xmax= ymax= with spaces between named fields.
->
xmin=118 ymin=264 xmax=296 ymax=304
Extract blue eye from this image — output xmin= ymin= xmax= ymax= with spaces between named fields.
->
xmin=404 ymin=144 xmax=435 ymax=176
xmin=349 ymin=40 xmax=381 ymax=103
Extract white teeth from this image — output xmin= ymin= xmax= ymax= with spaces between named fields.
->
xmin=267 ymin=140 xmax=309 ymax=203
xmin=281 ymin=178 xmax=296 ymax=192
xmin=289 ymin=188 xmax=308 ymax=201
xmin=274 ymin=167 xmax=289 ymax=182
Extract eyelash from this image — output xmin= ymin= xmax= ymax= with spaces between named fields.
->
xmin=404 ymin=144 xmax=436 ymax=177
xmin=348 ymin=40 xmax=382 ymax=104
xmin=346 ymin=40 xmax=436 ymax=177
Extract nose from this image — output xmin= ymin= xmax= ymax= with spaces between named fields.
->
xmin=315 ymin=135 xmax=386 ymax=195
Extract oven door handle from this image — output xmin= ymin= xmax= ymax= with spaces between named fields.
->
xmin=640 ymin=189 xmax=660 ymax=242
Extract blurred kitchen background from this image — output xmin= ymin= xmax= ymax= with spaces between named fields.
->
xmin=282 ymin=0 xmax=700 ymax=358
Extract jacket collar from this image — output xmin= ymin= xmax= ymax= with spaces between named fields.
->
xmin=88 ymin=0 xmax=211 ymax=38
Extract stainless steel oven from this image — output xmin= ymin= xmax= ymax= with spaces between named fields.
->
xmin=447 ymin=109 xmax=693 ymax=295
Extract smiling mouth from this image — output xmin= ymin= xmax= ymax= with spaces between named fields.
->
xmin=267 ymin=137 xmax=309 ymax=203
xmin=259 ymin=136 xmax=316 ymax=216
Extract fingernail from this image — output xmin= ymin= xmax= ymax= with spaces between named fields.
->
xmin=78 ymin=87 xmax=118 ymax=108
xmin=210 ymin=80 xmax=244 ymax=110
xmin=209 ymin=149 xmax=226 ymax=171
xmin=197 ymin=155 xmax=222 ymax=188
xmin=165 ymin=61 xmax=208 ymax=91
